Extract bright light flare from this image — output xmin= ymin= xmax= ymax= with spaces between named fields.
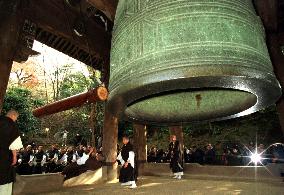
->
xmin=250 ymin=152 xmax=262 ymax=165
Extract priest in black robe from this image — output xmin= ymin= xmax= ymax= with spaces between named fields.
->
xmin=0 ymin=110 xmax=23 ymax=195
xmin=169 ymin=135 xmax=183 ymax=179
xmin=117 ymin=135 xmax=137 ymax=189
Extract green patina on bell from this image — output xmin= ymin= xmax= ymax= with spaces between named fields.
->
xmin=108 ymin=0 xmax=281 ymax=124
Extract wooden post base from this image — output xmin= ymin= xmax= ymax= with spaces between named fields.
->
xmin=102 ymin=108 xmax=118 ymax=181
xmin=133 ymin=123 xmax=147 ymax=176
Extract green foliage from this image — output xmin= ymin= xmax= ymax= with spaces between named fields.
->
xmin=59 ymin=72 xmax=92 ymax=99
xmin=40 ymin=107 xmax=93 ymax=144
xmin=2 ymin=87 xmax=44 ymax=134
xmin=145 ymin=106 xmax=283 ymax=149
xmin=39 ymin=70 xmax=105 ymax=145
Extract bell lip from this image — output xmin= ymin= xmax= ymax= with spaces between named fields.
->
xmin=125 ymin=88 xmax=257 ymax=124
xmin=107 ymin=67 xmax=282 ymax=124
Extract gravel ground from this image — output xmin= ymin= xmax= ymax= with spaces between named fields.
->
xmin=39 ymin=176 xmax=284 ymax=195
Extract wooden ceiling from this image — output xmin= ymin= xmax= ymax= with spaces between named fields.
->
xmin=18 ymin=0 xmax=117 ymax=72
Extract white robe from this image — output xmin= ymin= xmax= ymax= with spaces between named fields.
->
xmin=76 ymin=153 xmax=89 ymax=165
xmin=117 ymin=151 xmax=135 ymax=168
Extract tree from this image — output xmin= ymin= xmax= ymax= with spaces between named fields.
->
xmin=2 ymin=87 xmax=43 ymax=136
xmin=49 ymin=64 xmax=72 ymax=101
xmin=10 ymin=61 xmax=39 ymax=88
xmin=39 ymin=70 xmax=104 ymax=146
xmin=58 ymin=71 xmax=92 ymax=99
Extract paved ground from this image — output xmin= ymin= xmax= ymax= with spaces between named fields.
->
xmin=39 ymin=176 xmax=284 ymax=195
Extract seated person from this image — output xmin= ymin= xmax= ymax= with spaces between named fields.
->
xmin=62 ymin=147 xmax=102 ymax=181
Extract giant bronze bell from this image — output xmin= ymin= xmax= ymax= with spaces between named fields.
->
xmin=108 ymin=0 xmax=282 ymax=124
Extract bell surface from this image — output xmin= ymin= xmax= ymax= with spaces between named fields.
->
xmin=108 ymin=0 xmax=282 ymax=124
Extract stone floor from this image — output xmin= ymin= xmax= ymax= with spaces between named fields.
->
xmin=39 ymin=176 xmax=284 ymax=195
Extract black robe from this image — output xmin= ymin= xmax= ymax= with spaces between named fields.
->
xmin=169 ymin=141 xmax=183 ymax=173
xmin=46 ymin=149 xmax=58 ymax=173
xmin=17 ymin=149 xmax=33 ymax=175
xmin=119 ymin=142 xmax=137 ymax=183
xmin=0 ymin=116 xmax=20 ymax=185
xmin=66 ymin=151 xmax=74 ymax=164
xmin=33 ymin=151 xmax=45 ymax=174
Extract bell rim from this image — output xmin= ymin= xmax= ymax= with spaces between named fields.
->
xmin=107 ymin=66 xmax=282 ymax=124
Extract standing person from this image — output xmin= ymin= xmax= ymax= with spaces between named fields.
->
xmin=117 ymin=135 xmax=137 ymax=189
xmin=0 ymin=110 xmax=23 ymax=195
xmin=204 ymin=144 xmax=215 ymax=165
xmin=62 ymin=130 xmax=68 ymax=146
xmin=169 ymin=135 xmax=183 ymax=179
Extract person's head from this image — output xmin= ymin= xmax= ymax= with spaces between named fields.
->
xmin=38 ymin=146 xmax=43 ymax=152
xmin=207 ymin=144 xmax=212 ymax=150
xmin=171 ymin=135 xmax=176 ymax=142
xmin=60 ymin=148 xmax=66 ymax=154
xmin=6 ymin=109 xmax=19 ymax=122
xmin=26 ymin=145 xmax=32 ymax=151
xmin=67 ymin=146 xmax=73 ymax=152
xmin=90 ymin=148 xmax=97 ymax=157
xmin=192 ymin=146 xmax=197 ymax=151
xmin=122 ymin=135 xmax=130 ymax=145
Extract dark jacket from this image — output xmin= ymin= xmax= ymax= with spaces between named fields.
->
xmin=0 ymin=116 xmax=20 ymax=185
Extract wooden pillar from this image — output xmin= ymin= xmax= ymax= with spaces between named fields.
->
xmin=0 ymin=61 xmax=13 ymax=113
xmin=133 ymin=123 xmax=147 ymax=176
xmin=102 ymin=108 xmax=118 ymax=181
xmin=268 ymin=34 xmax=284 ymax=135
xmin=0 ymin=1 xmax=22 ymax=113
xmin=169 ymin=126 xmax=184 ymax=161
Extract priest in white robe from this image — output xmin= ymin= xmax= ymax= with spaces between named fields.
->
xmin=117 ymin=135 xmax=137 ymax=189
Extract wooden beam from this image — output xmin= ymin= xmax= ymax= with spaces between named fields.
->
xmin=22 ymin=0 xmax=111 ymax=61
xmin=33 ymin=86 xmax=108 ymax=118
xmin=254 ymin=0 xmax=278 ymax=32
xmin=86 ymin=0 xmax=118 ymax=21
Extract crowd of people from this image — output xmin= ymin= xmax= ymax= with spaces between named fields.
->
xmin=2 ymin=109 xmax=284 ymax=194
xmin=16 ymin=144 xmax=104 ymax=177
xmin=147 ymin=142 xmax=284 ymax=166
